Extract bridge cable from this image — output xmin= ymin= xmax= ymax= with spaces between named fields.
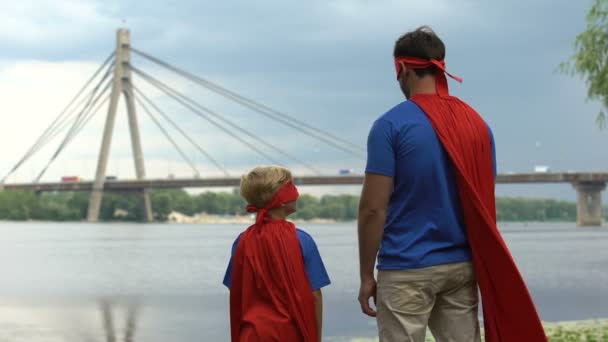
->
xmin=34 ymin=76 xmax=113 ymax=183
xmin=133 ymin=86 xmax=230 ymax=177
xmin=130 ymin=48 xmax=365 ymax=158
xmin=134 ymin=94 xmax=201 ymax=177
xmin=131 ymin=47 xmax=364 ymax=155
xmin=24 ymin=71 xmax=112 ymax=163
xmin=56 ymin=67 xmax=115 ymax=151
xmin=26 ymin=54 xmax=115 ymax=159
xmin=66 ymin=91 xmax=113 ymax=150
xmin=22 ymin=70 xmax=112 ymax=183
xmin=2 ymin=52 xmax=115 ymax=183
xmin=42 ymin=70 xmax=114 ymax=168
xmin=34 ymin=82 xmax=112 ymax=183
xmin=31 ymin=64 xmax=115 ymax=159
xmin=132 ymin=68 xmax=284 ymax=169
xmin=133 ymin=67 xmax=322 ymax=174
xmin=131 ymin=66 xmax=321 ymax=174
xmin=60 ymin=74 xmax=114 ymax=148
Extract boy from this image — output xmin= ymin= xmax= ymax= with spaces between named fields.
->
xmin=223 ymin=166 xmax=330 ymax=342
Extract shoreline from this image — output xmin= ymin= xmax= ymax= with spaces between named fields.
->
xmin=345 ymin=319 xmax=608 ymax=342
xmin=166 ymin=211 xmax=339 ymax=224
xmin=0 ymin=218 xmax=594 ymax=224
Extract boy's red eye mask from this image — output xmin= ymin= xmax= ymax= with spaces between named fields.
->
xmin=246 ymin=181 xmax=299 ymax=225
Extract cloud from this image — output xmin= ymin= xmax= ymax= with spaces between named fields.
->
xmin=0 ymin=0 xmax=118 ymax=59
xmin=0 ymin=0 xmax=606 ymax=200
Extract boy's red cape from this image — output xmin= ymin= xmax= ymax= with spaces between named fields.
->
xmin=395 ymin=57 xmax=547 ymax=341
xmin=230 ymin=182 xmax=318 ymax=342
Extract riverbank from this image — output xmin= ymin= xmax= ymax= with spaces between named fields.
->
xmin=2 ymin=189 xmax=604 ymax=222
xmin=343 ymin=320 xmax=608 ymax=342
xmin=166 ymin=211 xmax=337 ymax=224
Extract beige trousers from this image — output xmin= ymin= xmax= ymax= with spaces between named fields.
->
xmin=376 ymin=262 xmax=481 ymax=342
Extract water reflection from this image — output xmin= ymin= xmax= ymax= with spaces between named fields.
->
xmin=100 ymin=298 xmax=140 ymax=342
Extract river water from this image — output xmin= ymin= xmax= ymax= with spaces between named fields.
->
xmin=0 ymin=222 xmax=605 ymax=341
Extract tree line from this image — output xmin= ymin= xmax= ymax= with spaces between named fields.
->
xmin=0 ymin=189 xmax=604 ymax=223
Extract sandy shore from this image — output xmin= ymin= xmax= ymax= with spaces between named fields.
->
xmin=166 ymin=211 xmax=338 ymax=224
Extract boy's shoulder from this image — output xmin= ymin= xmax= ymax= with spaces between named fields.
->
xmin=294 ymin=228 xmax=320 ymax=252
xmin=233 ymin=227 xmax=314 ymax=243
xmin=230 ymin=232 xmax=244 ymax=252
xmin=295 ymin=228 xmax=314 ymax=241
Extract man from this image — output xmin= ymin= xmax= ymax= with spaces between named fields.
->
xmin=357 ymin=26 xmax=546 ymax=342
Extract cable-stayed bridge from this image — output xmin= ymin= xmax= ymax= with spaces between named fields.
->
xmin=0 ymin=29 xmax=366 ymax=222
xmin=0 ymin=29 xmax=605 ymax=226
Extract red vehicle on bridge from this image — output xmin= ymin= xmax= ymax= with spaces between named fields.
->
xmin=61 ymin=176 xmax=81 ymax=183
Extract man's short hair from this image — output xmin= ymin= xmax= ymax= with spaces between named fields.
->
xmin=394 ymin=26 xmax=446 ymax=78
xmin=240 ymin=166 xmax=293 ymax=208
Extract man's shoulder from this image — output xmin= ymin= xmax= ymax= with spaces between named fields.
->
xmin=371 ymin=101 xmax=431 ymax=139
xmin=378 ymin=100 xmax=425 ymax=122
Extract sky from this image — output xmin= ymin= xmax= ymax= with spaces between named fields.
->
xmin=0 ymin=0 xmax=605 ymax=200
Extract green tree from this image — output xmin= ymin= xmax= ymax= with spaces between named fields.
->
xmin=0 ymin=189 xmax=585 ymax=223
xmin=151 ymin=192 xmax=172 ymax=221
xmin=560 ymin=0 xmax=608 ymax=129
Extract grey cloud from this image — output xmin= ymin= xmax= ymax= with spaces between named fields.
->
xmin=0 ymin=0 xmax=605 ymax=200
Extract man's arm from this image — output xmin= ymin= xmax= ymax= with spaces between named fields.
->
xmin=313 ymin=289 xmax=323 ymax=342
xmin=357 ymin=173 xmax=393 ymax=317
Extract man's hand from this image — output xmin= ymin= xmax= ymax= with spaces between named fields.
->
xmin=358 ymin=277 xmax=378 ymax=317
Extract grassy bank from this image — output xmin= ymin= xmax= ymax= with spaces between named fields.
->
xmin=544 ymin=320 xmax=608 ymax=341
xmin=341 ymin=320 xmax=608 ymax=342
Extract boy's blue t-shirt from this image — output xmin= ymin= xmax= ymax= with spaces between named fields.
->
xmin=223 ymin=228 xmax=331 ymax=291
xmin=366 ymin=100 xmax=496 ymax=270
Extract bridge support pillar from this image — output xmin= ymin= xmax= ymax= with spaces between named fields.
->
xmin=139 ymin=188 xmax=153 ymax=222
xmin=573 ymin=181 xmax=606 ymax=227
xmin=87 ymin=28 xmax=153 ymax=222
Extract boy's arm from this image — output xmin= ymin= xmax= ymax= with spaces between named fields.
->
xmin=313 ymin=289 xmax=323 ymax=342
xmin=297 ymin=230 xmax=330 ymax=341
xmin=223 ymin=234 xmax=243 ymax=289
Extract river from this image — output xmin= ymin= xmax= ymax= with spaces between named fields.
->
xmin=0 ymin=222 xmax=605 ymax=341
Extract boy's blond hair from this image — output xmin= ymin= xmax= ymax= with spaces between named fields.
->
xmin=240 ymin=166 xmax=293 ymax=208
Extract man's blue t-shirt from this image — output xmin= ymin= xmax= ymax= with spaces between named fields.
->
xmin=366 ymin=100 xmax=496 ymax=270
xmin=223 ymin=228 xmax=331 ymax=291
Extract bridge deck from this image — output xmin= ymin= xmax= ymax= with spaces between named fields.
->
xmin=1 ymin=173 xmax=607 ymax=192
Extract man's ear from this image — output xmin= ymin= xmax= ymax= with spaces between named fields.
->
xmin=399 ymin=61 xmax=407 ymax=82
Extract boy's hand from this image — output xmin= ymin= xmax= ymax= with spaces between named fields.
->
xmin=358 ymin=277 xmax=377 ymax=317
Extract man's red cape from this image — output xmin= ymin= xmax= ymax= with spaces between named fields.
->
xmin=230 ymin=183 xmax=317 ymax=342
xmin=398 ymin=56 xmax=547 ymax=341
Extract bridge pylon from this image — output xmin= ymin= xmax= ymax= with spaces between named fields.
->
xmin=573 ymin=181 xmax=607 ymax=226
xmin=87 ymin=28 xmax=153 ymax=222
